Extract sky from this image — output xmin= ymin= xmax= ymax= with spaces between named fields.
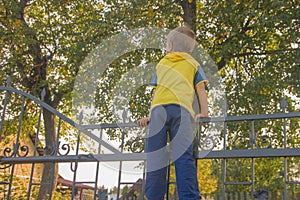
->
xmin=59 ymin=161 xmax=144 ymax=189
xmin=58 ymin=131 xmax=145 ymax=190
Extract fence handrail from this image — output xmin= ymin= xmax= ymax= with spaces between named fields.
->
xmin=2 ymin=86 xmax=299 ymax=129
xmin=0 ymin=86 xmax=121 ymax=154
xmin=0 ymin=86 xmax=76 ymax=127
xmin=1 ymin=85 xmax=300 ymax=200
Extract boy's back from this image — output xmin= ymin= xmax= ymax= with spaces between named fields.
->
xmin=151 ymin=51 xmax=202 ymax=116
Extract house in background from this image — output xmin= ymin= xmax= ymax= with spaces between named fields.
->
xmin=0 ymin=134 xmax=95 ymax=200
xmin=119 ymin=178 xmax=144 ymax=200
xmin=57 ymin=175 xmax=95 ymax=200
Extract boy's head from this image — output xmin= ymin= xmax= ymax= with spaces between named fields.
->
xmin=166 ymin=26 xmax=196 ymax=53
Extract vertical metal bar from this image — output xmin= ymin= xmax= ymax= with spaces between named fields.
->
xmin=94 ymin=162 xmax=100 ymax=200
xmin=251 ymin=120 xmax=255 ymax=200
xmin=14 ymin=96 xmax=25 ymax=156
xmin=141 ymin=158 xmax=146 ymax=200
xmin=251 ymin=158 xmax=255 ymax=200
xmin=117 ymin=109 xmax=127 ymax=200
xmin=48 ymin=117 xmax=61 ymax=200
xmin=283 ymin=143 xmax=287 ymax=199
xmin=116 ymin=128 xmax=125 ymax=200
xmin=221 ymin=159 xmax=226 ymax=200
xmin=166 ymin=129 xmax=173 ymax=200
xmin=0 ymin=78 xmax=11 ymax=140
xmin=27 ymin=95 xmax=44 ymax=200
xmin=71 ymin=112 xmax=83 ymax=199
xmin=6 ymin=164 xmax=15 ymax=200
xmin=54 ymin=118 xmax=62 ymax=156
xmin=142 ymin=132 xmax=148 ymax=200
xmin=0 ymin=80 xmax=11 ymax=200
xmin=221 ymin=121 xmax=227 ymax=200
xmin=48 ymin=162 xmax=55 ymax=200
xmin=7 ymin=96 xmax=25 ymax=199
xmin=94 ymin=128 xmax=103 ymax=200
xmin=251 ymin=121 xmax=255 ymax=149
xmin=281 ymin=98 xmax=288 ymax=200
xmin=166 ymin=162 xmax=171 ymax=200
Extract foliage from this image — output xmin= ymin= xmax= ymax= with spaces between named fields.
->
xmin=0 ymin=0 xmax=299 ymax=197
xmin=109 ymin=186 xmax=118 ymax=194
xmin=195 ymin=0 xmax=299 ymax=193
xmin=167 ymin=160 xmax=217 ymax=196
xmin=1 ymin=0 xmax=109 ymax=197
xmin=197 ymin=160 xmax=218 ymax=194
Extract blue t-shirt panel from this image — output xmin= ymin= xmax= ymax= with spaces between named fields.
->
xmin=194 ymin=66 xmax=207 ymax=86
xmin=150 ymin=69 xmax=157 ymax=87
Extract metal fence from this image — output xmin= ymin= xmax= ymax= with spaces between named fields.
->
xmin=0 ymin=79 xmax=300 ymax=199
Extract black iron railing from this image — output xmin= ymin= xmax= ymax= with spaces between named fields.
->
xmin=0 ymin=79 xmax=299 ymax=200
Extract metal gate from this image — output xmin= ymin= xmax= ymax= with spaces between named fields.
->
xmin=0 ymin=79 xmax=300 ymax=199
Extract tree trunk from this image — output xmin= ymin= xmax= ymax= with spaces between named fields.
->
xmin=37 ymin=108 xmax=58 ymax=199
xmin=180 ymin=0 xmax=197 ymax=32
xmin=9 ymin=1 xmax=59 ymax=198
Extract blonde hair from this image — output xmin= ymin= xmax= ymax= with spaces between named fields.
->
xmin=167 ymin=26 xmax=196 ymax=53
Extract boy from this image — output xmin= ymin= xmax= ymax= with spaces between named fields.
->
xmin=137 ymin=25 xmax=208 ymax=200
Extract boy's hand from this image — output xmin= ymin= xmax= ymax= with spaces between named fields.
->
xmin=137 ymin=117 xmax=150 ymax=128
xmin=194 ymin=113 xmax=209 ymax=122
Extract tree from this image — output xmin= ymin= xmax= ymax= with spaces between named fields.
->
xmin=0 ymin=0 xmax=200 ymax=198
xmin=0 ymin=0 xmax=109 ymax=198
xmin=1 ymin=0 xmax=299 ymax=198
xmin=196 ymin=0 xmax=299 ymax=193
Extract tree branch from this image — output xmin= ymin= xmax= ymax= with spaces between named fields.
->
xmin=20 ymin=0 xmax=29 ymax=11
xmin=180 ymin=0 xmax=197 ymax=32
xmin=233 ymin=48 xmax=297 ymax=58
xmin=52 ymin=80 xmax=75 ymax=109
xmin=217 ymin=15 xmax=265 ymax=70
xmin=13 ymin=0 xmax=48 ymax=97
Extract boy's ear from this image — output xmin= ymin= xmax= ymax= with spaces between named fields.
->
xmin=166 ymin=42 xmax=173 ymax=53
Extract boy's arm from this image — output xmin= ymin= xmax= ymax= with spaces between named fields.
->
xmin=137 ymin=89 xmax=155 ymax=127
xmin=194 ymin=82 xmax=209 ymax=119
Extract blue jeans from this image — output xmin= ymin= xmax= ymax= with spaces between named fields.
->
xmin=145 ymin=104 xmax=200 ymax=200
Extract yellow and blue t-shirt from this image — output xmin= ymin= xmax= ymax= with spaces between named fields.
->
xmin=150 ymin=52 xmax=207 ymax=116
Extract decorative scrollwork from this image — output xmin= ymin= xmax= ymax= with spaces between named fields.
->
xmin=3 ymin=147 xmax=13 ymax=158
xmin=17 ymin=145 xmax=29 ymax=157
xmin=0 ymin=161 xmax=11 ymax=170
xmin=194 ymin=124 xmax=216 ymax=152
xmin=2 ymin=143 xmax=29 ymax=158
xmin=58 ymin=143 xmax=71 ymax=156
xmin=233 ymin=135 xmax=251 ymax=149
xmin=257 ymin=135 xmax=272 ymax=149
xmin=44 ymin=142 xmax=71 ymax=156
xmin=198 ymin=136 xmax=215 ymax=151
xmin=44 ymin=145 xmax=56 ymax=156
xmin=129 ymin=137 xmax=144 ymax=153
xmin=194 ymin=131 xmax=215 ymax=151
xmin=234 ymin=132 xmax=272 ymax=149
xmin=70 ymin=160 xmax=78 ymax=172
